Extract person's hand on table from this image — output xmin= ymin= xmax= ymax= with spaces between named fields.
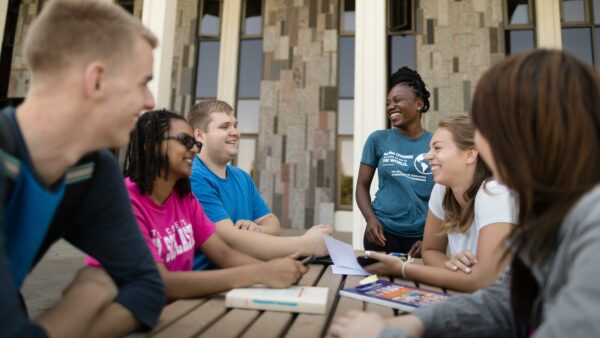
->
xmin=361 ymin=251 xmax=404 ymax=276
xmin=302 ymin=224 xmax=333 ymax=257
xmin=259 ymin=256 xmax=307 ymax=288
xmin=365 ymin=218 xmax=386 ymax=247
xmin=234 ymin=219 xmax=262 ymax=232
xmin=445 ymin=250 xmax=477 ymax=274
xmin=408 ymin=240 xmax=422 ymax=258
xmin=328 ymin=311 xmax=425 ymax=338
xmin=327 ymin=310 xmax=386 ymax=338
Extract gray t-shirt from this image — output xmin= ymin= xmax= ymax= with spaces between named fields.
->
xmin=380 ymin=184 xmax=600 ymax=338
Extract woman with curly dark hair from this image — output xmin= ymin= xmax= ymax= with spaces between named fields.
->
xmin=356 ymin=67 xmax=435 ymax=256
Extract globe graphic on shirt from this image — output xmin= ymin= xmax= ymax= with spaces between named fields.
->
xmin=414 ymin=153 xmax=432 ymax=175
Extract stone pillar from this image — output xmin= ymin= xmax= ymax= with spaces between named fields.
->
xmin=0 ymin=0 xmax=9 ymax=53
xmin=217 ymin=0 xmax=242 ymax=106
xmin=142 ymin=0 xmax=177 ymax=109
xmin=169 ymin=0 xmax=198 ymax=114
xmin=7 ymin=0 xmax=41 ymax=98
xmin=257 ymin=0 xmax=338 ymax=229
xmin=416 ymin=0 xmax=504 ymax=129
xmin=535 ymin=0 xmax=561 ymax=49
xmin=352 ymin=0 xmax=387 ymax=248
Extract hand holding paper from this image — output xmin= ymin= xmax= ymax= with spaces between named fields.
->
xmin=323 ymin=236 xmax=370 ymax=275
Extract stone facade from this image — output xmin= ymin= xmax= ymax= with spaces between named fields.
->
xmin=256 ymin=0 xmax=338 ymax=229
xmin=416 ymin=0 xmax=504 ymax=130
xmin=7 ymin=0 xmax=41 ymax=98
xmin=170 ymin=0 xmax=198 ymax=115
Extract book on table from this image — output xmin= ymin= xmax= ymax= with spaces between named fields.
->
xmin=339 ymin=280 xmax=449 ymax=312
xmin=225 ymin=286 xmax=329 ymax=314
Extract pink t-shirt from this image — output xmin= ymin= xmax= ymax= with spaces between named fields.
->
xmin=85 ymin=178 xmax=216 ymax=271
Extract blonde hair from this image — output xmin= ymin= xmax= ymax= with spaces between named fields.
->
xmin=187 ymin=99 xmax=234 ymax=131
xmin=437 ymin=114 xmax=492 ymax=235
xmin=23 ymin=0 xmax=158 ymax=74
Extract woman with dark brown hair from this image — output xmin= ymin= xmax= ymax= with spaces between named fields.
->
xmin=328 ymin=49 xmax=600 ymax=338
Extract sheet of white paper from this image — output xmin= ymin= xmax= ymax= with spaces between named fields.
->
xmin=332 ymin=265 xmax=370 ymax=276
xmin=323 ymin=236 xmax=369 ymax=274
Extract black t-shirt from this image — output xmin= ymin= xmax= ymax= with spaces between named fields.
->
xmin=0 ymin=107 xmax=165 ymax=337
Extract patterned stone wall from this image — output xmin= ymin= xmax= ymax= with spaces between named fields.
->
xmin=416 ymin=0 xmax=504 ymax=130
xmin=170 ymin=0 xmax=198 ymax=115
xmin=256 ymin=0 xmax=338 ymax=229
xmin=7 ymin=0 xmax=41 ymax=98
xmin=133 ymin=0 xmax=144 ymax=18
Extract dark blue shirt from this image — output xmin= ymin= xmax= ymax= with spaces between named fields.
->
xmin=0 ymin=107 xmax=165 ymax=337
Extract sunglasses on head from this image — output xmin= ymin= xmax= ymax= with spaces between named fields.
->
xmin=165 ymin=134 xmax=202 ymax=150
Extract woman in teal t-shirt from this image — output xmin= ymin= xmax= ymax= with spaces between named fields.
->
xmin=356 ymin=67 xmax=435 ymax=256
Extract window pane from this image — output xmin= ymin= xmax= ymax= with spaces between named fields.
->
xmin=237 ymin=99 xmax=260 ymax=134
xmin=506 ymin=0 xmax=530 ymax=25
xmin=338 ymin=139 xmax=354 ymax=206
xmin=595 ymin=27 xmax=600 ymax=70
xmin=196 ymin=41 xmax=220 ymax=99
xmin=390 ymin=34 xmax=416 ymax=73
xmin=505 ymin=30 xmax=534 ymax=54
xmin=595 ymin=0 xmax=600 ymax=23
xmin=343 ymin=0 xmax=355 ymax=32
xmin=244 ymin=0 xmax=262 ymax=35
xmin=388 ymin=0 xmax=412 ymax=32
xmin=238 ymin=40 xmax=263 ymax=98
xmin=200 ymin=0 xmax=221 ymax=36
xmin=339 ymin=36 xmax=355 ymax=98
xmin=562 ymin=0 xmax=586 ymax=23
xmin=338 ymin=99 xmax=354 ymax=135
xmin=237 ymin=137 xmax=257 ymax=176
xmin=562 ymin=28 xmax=593 ymax=65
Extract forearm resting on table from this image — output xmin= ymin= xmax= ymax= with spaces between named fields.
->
xmin=34 ymin=281 xmax=115 ymax=338
xmin=386 ymin=315 xmax=426 ymax=338
xmin=158 ymin=263 xmax=264 ymax=300
xmin=404 ymin=261 xmax=504 ymax=292
xmin=256 ymin=214 xmax=281 ymax=235
xmin=215 ymin=220 xmax=314 ymax=260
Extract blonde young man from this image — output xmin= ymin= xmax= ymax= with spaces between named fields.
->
xmin=0 ymin=1 xmax=164 ymax=337
xmin=187 ymin=100 xmax=332 ymax=270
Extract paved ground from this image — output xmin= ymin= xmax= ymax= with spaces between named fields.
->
xmin=21 ymin=229 xmax=352 ymax=318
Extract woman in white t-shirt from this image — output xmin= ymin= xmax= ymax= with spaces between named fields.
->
xmin=364 ymin=115 xmax=516 ymax=292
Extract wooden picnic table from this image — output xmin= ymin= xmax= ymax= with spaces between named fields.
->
xmin=135 ymin=259 xmax=455 ymax=338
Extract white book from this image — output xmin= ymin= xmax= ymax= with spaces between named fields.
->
xmin=225 ymin=286 xmax=329 ymax=314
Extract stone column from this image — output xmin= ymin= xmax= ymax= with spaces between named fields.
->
xmin=142 ymin=0 xmax=177 ymax=109
xmin=416 ymin=0 xmax=504 ymax=129
xmin=257 ymin=0 xmax=338 ymax=229
xmin=169 ymin=0 xmax=199 ymax=114
xmin=7 ymin=0 xmax=41 ymax=98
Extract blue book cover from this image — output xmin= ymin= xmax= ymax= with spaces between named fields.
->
xmin=339 ymin=280 xmax=449 ymax=312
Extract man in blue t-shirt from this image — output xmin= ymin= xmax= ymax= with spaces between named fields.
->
xmin=0 ymin=2 xmax=164 ymax=337
xmin=188 ymin=100 xmax=333 ymax=270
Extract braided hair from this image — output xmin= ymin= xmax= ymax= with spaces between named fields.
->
xmin=389 ymin=66 xmax=431 ymax=113
xmin=124 ymin=109 xmax=191 ymax=197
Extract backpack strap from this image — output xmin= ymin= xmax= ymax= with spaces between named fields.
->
xmin=0 ymin=109 xmax=18 ymax=204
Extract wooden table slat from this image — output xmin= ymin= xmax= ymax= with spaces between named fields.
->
xmin=133 ymin=299 xmax=206 ymax=337
xmin=197 ymin=308 xmax=261 ymax=338
xmin=151 ymin=297 xmax=227 ymax=338
xmin=284 ymin=266 xmax=343 ymax=338
xmin=331 ymin=275 xmax=364 ymax=321
xmin=298 ymin=264 xmax=326 ymax=286
xmin=240 ymin=311 xmax=295 ymax=338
